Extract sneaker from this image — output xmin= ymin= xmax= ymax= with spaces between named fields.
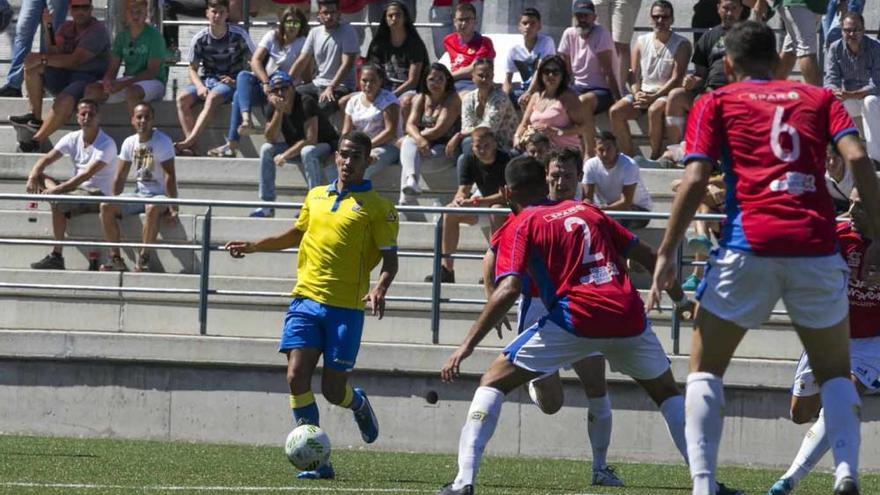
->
xmin=402 ymin=175 xmax=422 ymax=196
xmin=296 ymin=461 xmax=335 ymax=480
xmin=0 ymin=86 xmax=22 ymax=97
xmin=767 ymin=478 xmax=793 ymax=495
xmin=591 ymin=466 xmax=624 ymax=487
xmin=633 ymin=155 xmax=657 ymax=168
xmin=9 ymin=113 xmax=42 ymax=130
xmin=134 ymin=254 xmax=151 ymax=272
xmin=249 ymin=208 xmax=275 ymax=218
xmin=424 ymin=266 xmax=455 ymax=283
xmin=834 ymin=476 xmax=860 ymax=495
xmin=436 ymin=482 xmax=474 ymax=495
xmin=99 ymin=255 xmax=129 ymax=272
xmin=352 ymin=388 xmax=379 ymax=444
xmin=682 ymin=273 xmax=701 ymax=291
xmin=687 ymin=234 xmax=712 ymax=255
xmin=30 ymin=252 xmax=65 ymax=270
xmin=716 ymin=482 xmax=745 ymax=495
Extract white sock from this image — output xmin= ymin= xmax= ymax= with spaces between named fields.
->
xmin=660 ymin=394 xmax=689 ymax=464
xmin=820 ymin=377 xmax=861 ymax=484
xmin=685 ymin=372 xmax=724 ymax=495
xmin=453 ymin=386 xmax=505 ymax=489
xmin=782 ymin=409 xmax=829 ymax=486
xmin=587 ymin=394 xmax=612 ymax=470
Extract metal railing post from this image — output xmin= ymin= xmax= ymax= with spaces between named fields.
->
xmin=198 ymin=206 xmax=213 ymax=335
xmin=429 ymin=213 xmax=443 ymax=344
xmin=672 ymin=240 xmax=684 ymax=355
xmin=242 ymin=0 xmax=251 ymax=33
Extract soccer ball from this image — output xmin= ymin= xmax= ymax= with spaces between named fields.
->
xmin=284 ymin=424 xmax=331 ymax=471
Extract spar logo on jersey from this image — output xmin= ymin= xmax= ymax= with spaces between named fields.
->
xmin=542 ymin=203 xmax=587 ymax=222
xmin=769 ymin=172 xmax=816 ymax=195
xmin=738 ymin=91 xmax=800 ymax=102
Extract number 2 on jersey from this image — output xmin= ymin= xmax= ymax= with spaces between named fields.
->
xmin=564 ymin=217 xmax=604 ymax=264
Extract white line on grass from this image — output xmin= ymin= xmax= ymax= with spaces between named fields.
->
xmin=0 ymin=482 xmax=434 ymax=493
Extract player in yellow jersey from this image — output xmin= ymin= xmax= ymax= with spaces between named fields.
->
xmin=225 ymin=131 xmax=399 ymax=480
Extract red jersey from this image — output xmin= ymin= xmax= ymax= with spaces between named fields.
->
xmin=494 ymin=200 xmax=645 ymax=338
xmin=491 ymin=213 xmax=539 ymax=299
xmin=684 ymin=80 xmax=858 ymax=256
xmin=837 ymin=222 xmax=880 ymax=339
xmin=443 ymin=32 xmax=495 ymax=73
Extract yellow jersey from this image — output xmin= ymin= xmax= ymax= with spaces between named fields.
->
xmin=292 ymin=180 xmax=399 ymax=310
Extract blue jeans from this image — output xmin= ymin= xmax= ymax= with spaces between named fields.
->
xmin=4 ymin=0 xmax=68 ymax=89
xmin=823 ymin=0 xmax=864 ymax=46
xmin=259 ymin=142 xmax=287 ymax=202
xmin=227 ymin=71 xmax=267 ymax=143
xmin=301 ymin=142 xmax=337 ymax=190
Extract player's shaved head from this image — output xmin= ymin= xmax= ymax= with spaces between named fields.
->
xmin=724 ymin=20 xmax=778 ymax=77
xmin=505 ymin=155 xmax=549 ymax=210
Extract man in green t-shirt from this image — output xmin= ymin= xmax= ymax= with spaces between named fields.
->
xmin=754 ymin=0 xmax=827 ymax=85
xmin=83 ymin=0 xmax=167 ymax=114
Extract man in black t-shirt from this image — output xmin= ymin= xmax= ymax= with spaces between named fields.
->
xmin=426 ymin=127 xmax=510 ymax=283
xmin=663 ymin=0 xmax=743 ymax=146
xmin=251 ymin=71 xmax=339 ymax=218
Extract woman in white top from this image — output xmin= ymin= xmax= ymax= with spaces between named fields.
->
xmin=607 ymin=0 xmax=690 ymax=160
xmin=340 ymin=63 xmax=401 ymax=179
xmin=208 ymin=7 xmax=309 ymax=157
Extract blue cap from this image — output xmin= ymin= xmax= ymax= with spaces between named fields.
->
xmin=268 ymin=71 xmax=293 ymax=90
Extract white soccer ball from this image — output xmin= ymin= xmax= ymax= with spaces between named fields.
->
xmin=284 ymin=424 xmax=331 ymax=471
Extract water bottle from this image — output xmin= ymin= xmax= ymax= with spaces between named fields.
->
xmin=88 ymin=251 xmax=100 ymax=271
xmin=26 ymin=201 xmax=38 ymax=223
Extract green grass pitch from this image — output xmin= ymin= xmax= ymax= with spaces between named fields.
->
xmin=0 ymin=435 xmax=876 ymax=494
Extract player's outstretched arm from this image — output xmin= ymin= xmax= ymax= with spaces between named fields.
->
xmin=627 ymin=240 xmax=693 ymax=318
xmin=225 ymin=226 xmax=304 ymax=259
xmin=838 ymin=134 xmax=880 ymax=283
xmin=649 ymin=160 xmax=713 ymax=309
xmin=363 ymin=250 xmax=398 ymax=319
xmin=440 ymin=275 xmax=522 ymax=382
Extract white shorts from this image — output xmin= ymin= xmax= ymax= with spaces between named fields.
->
xmin=517 ymin=297 xmax=603 ymax=360
xmin=792 ymin=336 xmax=880 ymax=397
xmin=593 ymin=0 xmax=643 ymax=44
xmin=504 ymin=318 xmax=668 ymax=380
xmin=697 ymin=247 xmax=849 ymax=330
xmin=105 ymin=78 xmax=166 ymax=103
xmin=780 ymin=5 xmax=820 ymax=56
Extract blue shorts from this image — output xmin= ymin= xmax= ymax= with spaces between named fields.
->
xmin=278 ymin=298 xmax=365 ymax=372
xmin=181 ymin=76 xmax=234 ymax=103
xmin=44 ymin=67 xmax=102 ymax=99
xmin=572 ymin=85 xmax=614 ymax=114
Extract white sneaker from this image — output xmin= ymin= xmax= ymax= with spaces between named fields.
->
xmin=591 ymin=466 xmax=624 ymax=487
xmin=402 ymin=175 xmax=421 ymax=195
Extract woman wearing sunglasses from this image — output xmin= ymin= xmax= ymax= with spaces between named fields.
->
xmin=208 ymin=7 xmax=309 ymax=157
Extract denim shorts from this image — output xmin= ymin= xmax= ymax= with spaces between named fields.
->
xmin=181 ymin=76 xmax=234 ymax=103
xmin=44 ymin=68 xmax=102 ymax=99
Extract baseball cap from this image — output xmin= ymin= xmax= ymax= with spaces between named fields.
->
xmin=572 ymin=0 xmax=595 ymax=15
xmin=268 ymin=71 xmax=293 ymax=90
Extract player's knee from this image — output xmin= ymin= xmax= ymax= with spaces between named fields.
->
xmin=537 ymin=395 xmax=563 ymax=415
xmin=790 ymin=404 xmax=818 ymax=424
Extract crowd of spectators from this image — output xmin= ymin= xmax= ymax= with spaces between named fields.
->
xmin=2 ymin=0 xmax=878 ymax=286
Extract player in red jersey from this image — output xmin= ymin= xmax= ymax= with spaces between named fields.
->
xmin=649 ymin=21 xmax=880 ymax=495
xmin=436 ymin=156 xmax=705 ymax=495
xmin=767 ymin=190 xmax=880 ymax=495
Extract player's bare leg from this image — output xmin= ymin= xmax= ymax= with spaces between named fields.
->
xmin=441 ymin=356 xmax=539 ymax=494
xmin=286 ymin=348 xmax=322 ymax=427
xmin=686 ymin=308 xmax=748 ymax=495
xmin=794 ymin=318 xmax=861 ymax=494
xmin=528 ymin=371 xmax=564 ymax=414
xmin=571 ymin=355 xmax=620 ymax=486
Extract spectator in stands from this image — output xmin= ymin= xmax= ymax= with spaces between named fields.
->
xmin=753 ymin=0 xmax=823 ymax=85
xmin=447 ymin=59 xmax=518 ymax=168
xmin=365 ymin=1 xmax=429 ymax=122
xmin=398 ymin=63 xmax=461 ymax=206
xmin=430 ymin=0 xmax=484 ymax=59
xmin=671 ymin=168 xmax=725 ymax=290
xmin=10 ymin=0 xmax=110 ymax=154
xmin=253 ymin=71 xmax=339 ymax=217
xmin=426 ymin=127 xmax=509 ymax=283
xmin=582 ymin=130 xmax=653 ymax=229
xmin=340 ymin=64 xmax=401 ymax=179
xmin=609 ymin=0 xmax=690 ymax=161
xmin=691 ymin=0 xmax=750 ymax=44
xmin=368 ymin=0 xmax=416 ymax=35
xmin=288 ymin=0 xmax=359 ymax=117
xmin=99 ymin=102 xmax=178 ymax=273
xmin=557 ymin=0 xmax=620 ymax=157
xmin=664 ymin=0 xmax=742 ymax=149
xmin=823 ymin=0 xmax=864 ymax=47
xmin=593 ymin=0 xmax=643 ymax=95
xmin=824 ymin=12 xmax=880 ymax=166
xmin=0 ymin=0 xmax=68 ymax=97
xmin=174 ymin=0 xmax=255 ymax=156
xmin=208 ymin=7 xmax=310 ymax=158
xmin=514 ymin=55 xmax=587 ymax=154
xmin=825 ymin=144 xmax=854 ymax=214
xmin=444 ymin=2 xmax=495 ymax=94
xmin=25 ymin=99 xmax=118 ymax=270
xmin=83 ymin=0 xmax=167 ymax=117
xmin=0 ymin=0 xmax=11 ymax=35
xmin=502 ymin=7 xmax=556 ymax=110
xmin=524 ymin=132 xmax=552 ymax=165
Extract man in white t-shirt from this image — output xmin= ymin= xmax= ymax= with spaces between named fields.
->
xmin=503 ymin=7 xmax=556 ymax=110
xmin=99 ymin=102 xmax=178 ymax=272
xmin=582 ymin=130 xmax=653 ymax=229
xmin=25 ymin=98 xmax=118 ymax=270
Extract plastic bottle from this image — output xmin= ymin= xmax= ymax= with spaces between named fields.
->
xmin=88 ymin=251 xmax=100 ymax=271
xmin=26 ymin=201 xmax=38 ymax=223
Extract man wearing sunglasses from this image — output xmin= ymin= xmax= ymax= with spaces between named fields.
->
xmin=824 ymin=12 xmax=880 ymax=167
xmin=10 ymin=0 xmax=110 ymax=153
